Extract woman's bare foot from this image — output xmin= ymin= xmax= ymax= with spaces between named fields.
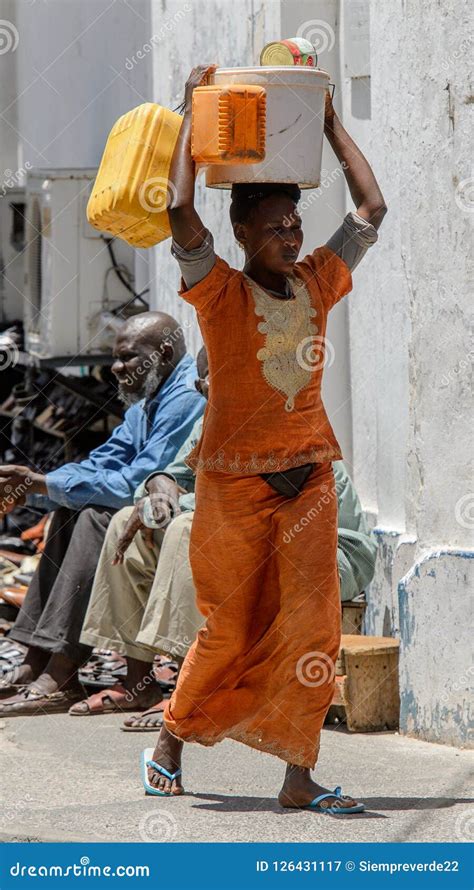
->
xmin=147 ymin=725 xmax=184 ymax=795
xmin=278 ymin=764 xmax=359 ymax=810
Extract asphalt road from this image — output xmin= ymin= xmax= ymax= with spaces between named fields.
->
xmin=1 ymin=712 xmax=472 ymax=844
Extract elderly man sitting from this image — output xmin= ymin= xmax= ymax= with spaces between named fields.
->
xmin=67 ymin=348 xmax=377 ymax=726
xmin=0 ymin=312 xmax=204 ymax=715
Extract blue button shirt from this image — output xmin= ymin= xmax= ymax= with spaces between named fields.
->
xmin=40 ymin=354 xmax=205 ymax=511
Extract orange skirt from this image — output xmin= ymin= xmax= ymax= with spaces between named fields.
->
xmin=164 ymin=462 xmax=341 ymax=768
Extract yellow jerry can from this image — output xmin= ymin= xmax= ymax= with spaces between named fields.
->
xmin=87 ymin=103 xmax=182 ymax=248
xmin=191 ymin=84 xmax=266 ymax=165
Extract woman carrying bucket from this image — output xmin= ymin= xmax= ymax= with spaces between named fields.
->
xmin=141 ymin=64 xmax=386 ymax=814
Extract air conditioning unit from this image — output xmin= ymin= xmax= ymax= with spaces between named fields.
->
xmin=0 ymin=186 xmax=26 ymax=324
xmin=23 ymin=169 xmax=137 ymax=359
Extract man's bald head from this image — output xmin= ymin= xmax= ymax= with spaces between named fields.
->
xmin=112 ymin=311 xmax=186 ymax=405
xmin=120 ymin=311 xmax=186 ymax=357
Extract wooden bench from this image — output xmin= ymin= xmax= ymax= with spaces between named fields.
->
xmin=329 ymin=634 xmax=400 ymax=732
xmin=341 ymin=597 xmax=366 ymax=635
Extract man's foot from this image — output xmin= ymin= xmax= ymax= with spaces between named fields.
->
xmin=0 ymin=674 xmax=83 ymax=716
xmin=28 ymin=670 xmax=81 ymax=697
xmin=0 ymin=645 xmax=49 ymax=692
xmin=278 ymin=765 xmax=359 ymax=810
xmin=0 ymin=669 xmax=82 ymax=704
xmin=0 ymin=662 xmax=35 ymax=694
xmin=122 ymin=700 xmax=166 ymax=731
xmin=0 ymin=653 xmax=83 ymax=715
xmin=70 ymin=682 xmax=162 ymax=715
xmin=147 ymin=725 xmax=184 ymax=795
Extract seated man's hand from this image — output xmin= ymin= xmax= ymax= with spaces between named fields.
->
xmin=0 ymin=464 xmax=41 ymax=513
xmin=146 ymin=474 xmax=181 ymax=528
xmin=112 ymin=503 xmax=154 ymax=565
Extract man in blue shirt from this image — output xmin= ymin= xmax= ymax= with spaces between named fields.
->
xmin=0 ymin=311 xmax=205 ymax=712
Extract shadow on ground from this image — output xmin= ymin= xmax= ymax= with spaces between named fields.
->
xmin=191 ymin=792 xmax=474 ymax=817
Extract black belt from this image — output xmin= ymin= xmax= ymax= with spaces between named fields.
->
xmin=260 ymin=463 xmax=314 ymax=498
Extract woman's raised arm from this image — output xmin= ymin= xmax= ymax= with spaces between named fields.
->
xmin=324 ymin=91 xmax=387 ymax=230
xmin=168 ymin=65 xmax=217 ymax=250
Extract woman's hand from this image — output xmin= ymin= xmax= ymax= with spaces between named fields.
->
xmin=167 ymin=65 xmax=216 ymax=244
xmin=323 ymin=87 xmax=387 ymax=229
xmin=184 ymin=64 xmax=217 ymax=112
xmin=324 ymin=88 xmax=336 ymax=132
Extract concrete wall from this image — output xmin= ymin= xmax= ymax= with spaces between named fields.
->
xmin=1 ymin=0 xmax=471 ymax=747
xmin=2 ymin=0 xmax=154 ymax=305
xmin=341 ymin=0 xmax=473 ymax=746
xmin=1 ymin=0 xmax=354 ymax=453
xmin=398 ymin=550 xmax=473 ymax=748
xmin=148 ymin=0 xmax=281 ymax=352
xmin=13 ymin=0 xmax=152 ymax=169
xmin=280 ymin=0 xmax=352 ymax=465
xmin=147 ymin=0 xmax=353 ymax=456
xmin=0 ymin=0 xmax=19 ymax=175
xmin=0 ymin=0 xmax=22 ymax=322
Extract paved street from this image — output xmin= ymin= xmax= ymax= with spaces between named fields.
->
xmin=1 ymin=712 xmax=472 ymax=844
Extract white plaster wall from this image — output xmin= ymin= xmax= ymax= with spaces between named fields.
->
xmin=340 ymin=0 xmax=410 ymax=525
xmin=5 ymin=0 xmax=354 ymax=455
xmin=393 ymin=0 xmax=472 ymax=746
xmin=13 ymin=0 xmax=152 ymax=169
xmin=281 ymin=0 xmax=352 ymax=466
xmin=396 ymin=2 xmax=472 ymax=552
xmin=0 ymin=0 xmax=19 ymax=174
xmin=0 ymin=0 xmax=22 ymax=322
xmin=3 ymin=0 xmax=472 ymax=746
xmin=149 ymin=0 xmax=281 ymax=356
xmin=398 ymin=550 xmax=473 ymax=747
xmin=3 ymin=0 xmax=154 ymax=324
xmin=148 ymin=0 xmax=352 ymax=455
xmin=346 ymin=0 xmax=472 ymax=549
xmin=347 ymin=0 xmax=473 ymax=746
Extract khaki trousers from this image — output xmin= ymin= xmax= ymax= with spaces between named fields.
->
xmin=81 ymin=508 xmax=204 ymax=661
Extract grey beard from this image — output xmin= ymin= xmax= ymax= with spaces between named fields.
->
xmin=117 ymin=365 xmax=164 ymax=407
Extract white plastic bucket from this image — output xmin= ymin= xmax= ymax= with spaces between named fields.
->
xmin=205 ymin=66 xmax=330 ymax=190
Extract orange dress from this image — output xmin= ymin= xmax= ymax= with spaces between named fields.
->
xmin=164 ymin=246 xmax=352 ymax=768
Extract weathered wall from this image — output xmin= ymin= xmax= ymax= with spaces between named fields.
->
xmin=342 ymin=0 xmax=473 ymax=746
xmin=340 ymin=0 xmax=411 ymax=524
xmin=0 ymin=0 xmax=22 ymax=322
xmin=398 ymin=550 xmax=473 ymax=747
xmin=13 ymin=0 xmax=152 ymax=169
xmin=0 ymin=0 xmax=19 ymax=174
xmin=148 ymin=0 xmax=281 ymax=354
xmin=280 ymin=0 xmax=353 ymax=465
xmin=2 ymin=0 xmax=471 ymax=747
xmin=3 ymin=0 xmax=154 ymax=307
xmin=2 ymin=0 xmax=354 ymax=452
xmin=148 ymin=0 xmax=353 ymax=456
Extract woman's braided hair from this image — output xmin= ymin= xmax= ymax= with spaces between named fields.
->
xmin=229 ymin=182 xmax=301 ymax=225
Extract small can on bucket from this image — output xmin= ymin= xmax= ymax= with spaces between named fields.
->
xmin=260 ymin=38 xmax=318 ymax=67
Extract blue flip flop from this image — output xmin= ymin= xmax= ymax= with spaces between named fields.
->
xmin=309 ymin=786 xmax=365 ymax=814
xmin=141 ymin=747 xmax=182 ymax=797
